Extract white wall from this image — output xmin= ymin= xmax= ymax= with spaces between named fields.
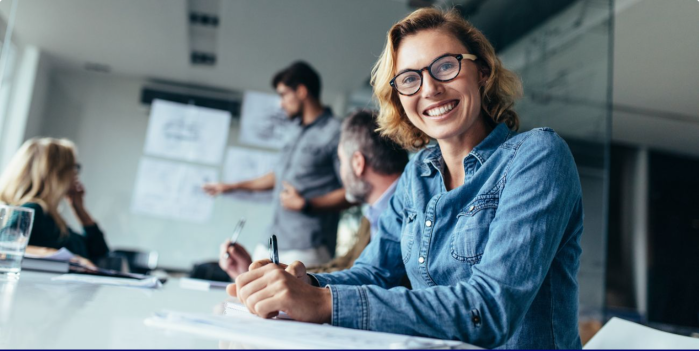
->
xmin=611 ymin=0 xmax=698 ymax=156
xmin=22 ymin=48 xmax=50 ymax=140
xmin=0 ymin=45 xmax=50 ymax=170
xmin=38 ymin=69 xmax=349 ymax=270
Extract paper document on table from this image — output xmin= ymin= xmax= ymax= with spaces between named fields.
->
xmin=24 ymin=247 xmax=75 ymax=261
xmin=179 ymin=277 xmax=230 ymax=291
xmin=225 ymin=299 xmax=292 ymax=320
xmin=144 ymin=99 xmax=230 ymax=165
xmin=52 ymin=274 xmax=162 ymax=289
xmin=131 ymin=157 xmax=217 ymax=222
xmin=145 ymin=310 xmax=478 ymax=349
xmin=583 ymin=317 xmax=699 ymax=349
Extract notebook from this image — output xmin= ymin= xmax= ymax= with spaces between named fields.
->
xmin=21 ymin=257 xmax=70 ymax=273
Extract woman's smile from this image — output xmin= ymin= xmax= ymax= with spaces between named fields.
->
xmin=423 ymin=99 xmax=460 ymax=119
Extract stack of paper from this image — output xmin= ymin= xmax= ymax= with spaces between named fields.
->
xmin=584 ymin=317 xmax=699 ymax=349
xmin=52 ymin=274 xmax=162 ymax=289
xmin=225 ymin=299 xmax=293 ymax=320
xmin=145 ymin=310 xmax=479 ymax=349
xmin=24 ymin=247 xmax=75 ymax=260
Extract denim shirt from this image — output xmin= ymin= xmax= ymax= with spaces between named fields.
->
xmin=311 ymin=124 xmax=584 ymax=349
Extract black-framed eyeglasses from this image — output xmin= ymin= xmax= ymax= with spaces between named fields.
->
xmin=389 ymin=53 xmax=477 ymax=96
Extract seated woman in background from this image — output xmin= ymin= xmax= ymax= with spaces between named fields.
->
xmin=0 ymin=138 xmax=109 ymax=265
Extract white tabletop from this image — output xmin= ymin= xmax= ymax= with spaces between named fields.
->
xmin=0 ymin=271 xmax=229 ymax=349
xmin=0 ymin=271 xmax=478 ymax=349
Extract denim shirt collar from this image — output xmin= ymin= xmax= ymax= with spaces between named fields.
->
xmin=420 ymin=123 xmax=511 ymax=177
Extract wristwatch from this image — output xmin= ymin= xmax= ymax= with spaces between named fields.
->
xmin=301 ymin=198 xmax=312 ymax=214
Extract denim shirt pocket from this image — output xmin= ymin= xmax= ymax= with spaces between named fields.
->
xmin=451 ymin=194 xmax=499 ymax=265
xmin=401 ymin=209 xmax=418 ymax=264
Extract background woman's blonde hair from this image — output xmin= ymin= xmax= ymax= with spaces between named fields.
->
xmin=371 ymin=7 xmax=523 ymax=150
xmin=0 ymin=138 xmax=77 ymax=236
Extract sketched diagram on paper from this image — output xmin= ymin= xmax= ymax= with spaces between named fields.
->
xmin=131 ymin=157 xmax=218 ymax=223
xmin=238 ymin=91 xmax=298 ymax=150
xmin=162 ymin=118 xmax=200 ymax=142
xmin=222 ymin=147 xmax=278 ymax=203
xmin=144 ymin=99 xmax=230 ymax=165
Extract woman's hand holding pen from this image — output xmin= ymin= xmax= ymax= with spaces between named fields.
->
xmin=226 ymin=259 xmax=331 ymax=324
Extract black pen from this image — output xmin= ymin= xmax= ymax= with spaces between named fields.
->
xmin=268 ymin=234 xmax=279 ymax=265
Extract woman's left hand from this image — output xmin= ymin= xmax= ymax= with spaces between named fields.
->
xmin=66 ymin=179 xmax=96 ymax=226
xmin=66 ymin=179 xmax=86 ymax=209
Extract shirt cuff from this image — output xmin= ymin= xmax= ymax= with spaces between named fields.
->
xmin=307 ymin=273 xmax=320 ymax=287
xmin=301 ymin=198 xmax=312 ymax=214
xmin=327 ymin=285 xmax=370 ymax=330
xmin=308 ymin=272 xmax=330 ymax=287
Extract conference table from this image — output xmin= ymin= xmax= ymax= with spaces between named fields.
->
xmin=0 ymin=271 xmax=477 ymax=349
xmin=0 ymin=271 xmax=228 ymax=348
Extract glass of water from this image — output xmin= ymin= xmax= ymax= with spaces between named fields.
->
xmin=0 ymin=205 xmax=35 ymax=280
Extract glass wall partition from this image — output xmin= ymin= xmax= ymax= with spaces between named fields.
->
xmin=497 ymin=0 xmax=614 ymax=319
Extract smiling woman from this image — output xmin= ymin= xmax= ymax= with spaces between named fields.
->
xmin=229 ymin=7 xmax=585 ymax=350
xmin=372 ymin=8 xmax=522 ymax=150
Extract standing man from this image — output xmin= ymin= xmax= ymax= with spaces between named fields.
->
xmin=218 ymin=110 xmax=409 ymax=278
xmin=203 ymin=61 xmax=351 ymax=265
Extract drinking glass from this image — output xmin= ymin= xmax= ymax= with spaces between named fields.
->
xmin=0 ymin=205 xmax=35 ymax=280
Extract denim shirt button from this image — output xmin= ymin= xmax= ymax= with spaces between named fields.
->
xmin=472 ymin=315 xmax=480 ymax=324
xmin=418 ymin=256 xmax=425 ymax=264
xmin=425 ymin=220 xmax=432 ymax=227
xmin=468 ymin=205 xmax=475 ymax=212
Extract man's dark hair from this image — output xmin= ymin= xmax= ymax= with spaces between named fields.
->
xmin=341 ymin=110 xmax=408 ymax=175
xmin=271 ymin=61 xmax=321 ymax=101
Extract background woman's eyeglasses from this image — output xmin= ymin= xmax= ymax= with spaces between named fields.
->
xmin=390 ymin=53 xmax=477 ymax=96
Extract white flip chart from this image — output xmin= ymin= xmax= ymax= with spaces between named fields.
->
xmin=131 ymin=157 xmax=217 ymax=223
xmin=238 ymin=91 xmax=298 ymax=149
xmin=144 ymin=99 xmax=230 ymax=165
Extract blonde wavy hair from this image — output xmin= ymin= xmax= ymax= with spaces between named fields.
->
xmin=371 ymin=7 xmax=523 ymax=150
xmin=0 ymin=138 xmax=77 ymax=236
